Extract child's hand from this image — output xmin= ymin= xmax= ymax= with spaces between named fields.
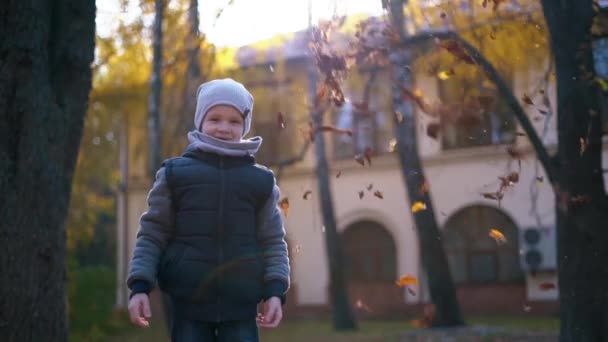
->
xmin=257 ymin=296 xmax=282 ymax=328
xmin=128 ymin=293 xmax=151 ymax=328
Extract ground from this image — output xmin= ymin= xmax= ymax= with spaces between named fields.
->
xmin=105 ymin=314 xmax=558 ymax=342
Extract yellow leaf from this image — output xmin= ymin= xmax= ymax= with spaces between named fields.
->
xmin=437 ymin=70 xmax=452 ymax=80
xmin=411 ymin=201 xmax=427 ymax=213
xmin=388 ymin=138 xmax=397 ymax=152
xmin=596 ymin=78 xmax=608 ymax=92
xmin=489 ymin=228 xmax=507 ymax=244
xmin=395 ymin=274 xmax=419 ymax=287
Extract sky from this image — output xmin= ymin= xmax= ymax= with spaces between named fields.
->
xmin=96 ymin=0 xmax=385 ymax=47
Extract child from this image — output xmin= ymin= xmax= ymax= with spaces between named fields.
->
xmin=127 ymin=78 xmax=290 ymax=341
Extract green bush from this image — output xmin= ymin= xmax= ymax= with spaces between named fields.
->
xmin=68 ymin=264 xmax=124 ymax=341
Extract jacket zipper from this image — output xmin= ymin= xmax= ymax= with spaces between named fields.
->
xmin=217 ymin=156 xmax=225 ymax=322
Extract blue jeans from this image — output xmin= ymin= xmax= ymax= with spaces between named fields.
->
xmin=170 ymin=318 xmax=259 ymax=342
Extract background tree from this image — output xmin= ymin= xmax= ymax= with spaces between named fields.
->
xmin=308 ymin=4 xmax=357 ymax=330
xmin=387 ymin=0 xmax=464 ymax=327
xmin=148 ymin=0 xmax=164 ymax=180
xmin=541 ymin=1 xmax=608 ymax=341
xmin=0 ymin=1 xmax=96 ymax=341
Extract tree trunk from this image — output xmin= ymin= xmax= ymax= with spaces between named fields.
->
xmin=307 ymin=27 xmax=357 ymax=332
xmin=0 ymin=1 xmax=96 ymax=341
xmin=148 ymin=0 xmax=164 ymax=179
xmin=541 ymin=1 xmax=608 ymax=341
xmin=388 ymin=0 xmax=464 ymax=327
xmin=310 ymin=103 xmax=358 ymax=330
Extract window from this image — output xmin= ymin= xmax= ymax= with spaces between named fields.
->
xmin=342 ymin=221 xmax=397 ymax=283
xmin=438 ymin=73 xmax=516 ymax=150
xmin=442 ymin=205 xmax=524 ymax=285
xmin=332 ymin=70 xmax=393 ymax=159
xmin=246 ymin=76 xmax=296 ymax=165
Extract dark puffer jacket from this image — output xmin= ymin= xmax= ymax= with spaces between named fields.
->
xmin=127 ymin=148 xmax=290 ymax=322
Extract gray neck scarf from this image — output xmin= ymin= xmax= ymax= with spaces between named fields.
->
xmin=186 ymin=130 xmax=262 ymax=156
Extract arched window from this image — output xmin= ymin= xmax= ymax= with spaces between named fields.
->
xmin=442 ymin=205 xmax=523 ymax=285
xmin=342 ymin=221 xmax=397 ymax=283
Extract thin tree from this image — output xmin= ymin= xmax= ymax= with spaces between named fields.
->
xmin=307 ymin=0 xmax=357 ymax=331
xmin=387 ymin=0 xmax=464 ymax=327
xmin=149 ymin=0 xmax=164 ymax=179
xmin=0 ymin=1 xmax=96 ymax=341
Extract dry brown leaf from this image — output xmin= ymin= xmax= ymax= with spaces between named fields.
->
xmin=302 ymin=190 xmax=312 ymax=200
xmin=354 ymin=154 xmax=365 ymax=166
xmin=277 ymin=112 xmax=286 ymax=129
xmin=317 ymin=125 xmax=353 ymax=136
xmin=482 ymin=192 xmax=504 ymax=201
xmin=539 ymin=282 xmax=556 ymax=291
xmin=427 ymin=122 xmax=440 ymax=139
xmin=358 ymin=190 xmax=364 ymax=199
xmin=373 ymin=190 xmax=384 ymax=199
xmin=278 ymin=197 xmax=290 ymax=217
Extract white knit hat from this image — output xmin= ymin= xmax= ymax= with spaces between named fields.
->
xmin=194 ymin=78 xmax=254 ymax=136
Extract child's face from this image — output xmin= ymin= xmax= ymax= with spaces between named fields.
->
xmin=201 ymin=105 xmax=244 ymax=141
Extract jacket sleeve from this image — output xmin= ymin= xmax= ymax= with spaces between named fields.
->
xmin=257 ymin=177 xmax=291 ymax=304
xmin=126 ymin=166 xmax=175 ymax=294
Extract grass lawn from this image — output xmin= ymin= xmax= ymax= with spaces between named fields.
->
xmin=105 ymin=314 xmax=558 ymax=342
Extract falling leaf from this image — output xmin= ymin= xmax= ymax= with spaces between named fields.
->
xmin=522 ymin=94 xmax=534 ymax=105
xmin=394 ymin=111 xmax=404 ymax=123
xmin=440 ymin=12 xmax=447 ymax=19
xmin=358 ymin=190 xmax=364 ymax=199
xmin=316 ymin=84 xmax=327 ymax=101
xmin=499 ymin=172 xmax=519 ymax=189
xmin=277 ymin=112 xmax=286 ymax=129
xmin=539 ymin=282 xmax=556 ymax=291
xmin=388 ymin=138 xmax=397 ymax=152
xmin=302 ymin=190 xmax=312 ymax=200
xmin=596 ymin=78 xmax=608 ymax=91
xmin=336 ymin=170 xmax=342 ymax=178
xmin=366 ymin=183 xmax=373 ymax=191
xmin=419 ymin=179 xmax=430 ymax=194
xmin=354 ymin=154 xmax=365 ymax=166
xmin=536 ymin=176 xmax=544 ymax=184
xmin=353 ymin=101 xmax=369 ymax=112
xmin=580 ymin=137 xmax=587 ymax=156
xmin=317 ymin=125 xmax=353 ymax=136
xmin=571 ymin=195 xmax=591 ymax=205
xmin=364 ymin=147 xmax=373 ymax=165
xmin=523 ymin=304 xmax=532 ymax=312
xmin=489 ymin=228 xmax=507 ymax=245
xmin=426 ymin=122 xmax=440 ymax=139
xmin=406 ymin=287 xmax=416 ymax=296
xmin=437 ymin=69 xmax=454 ymax=80
xmin=355 ymin=299 xmax=373 ymax=313
xmin=438 ymin=39 xmax=476 ymax=64
xmin=278 ymin=197 xmax=290 ymax=217
xmin=395 ymin=274 xmax=419 ymax=287
xmin=482 ymin=192 xmax=504 ymax=201
xmin=409 ymin=318 xmax=427 ymax=329
xmin=373 ymin=190 xmax=384 ymax=199
xmin=411 ymin=201 xmax=427 ymax=213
